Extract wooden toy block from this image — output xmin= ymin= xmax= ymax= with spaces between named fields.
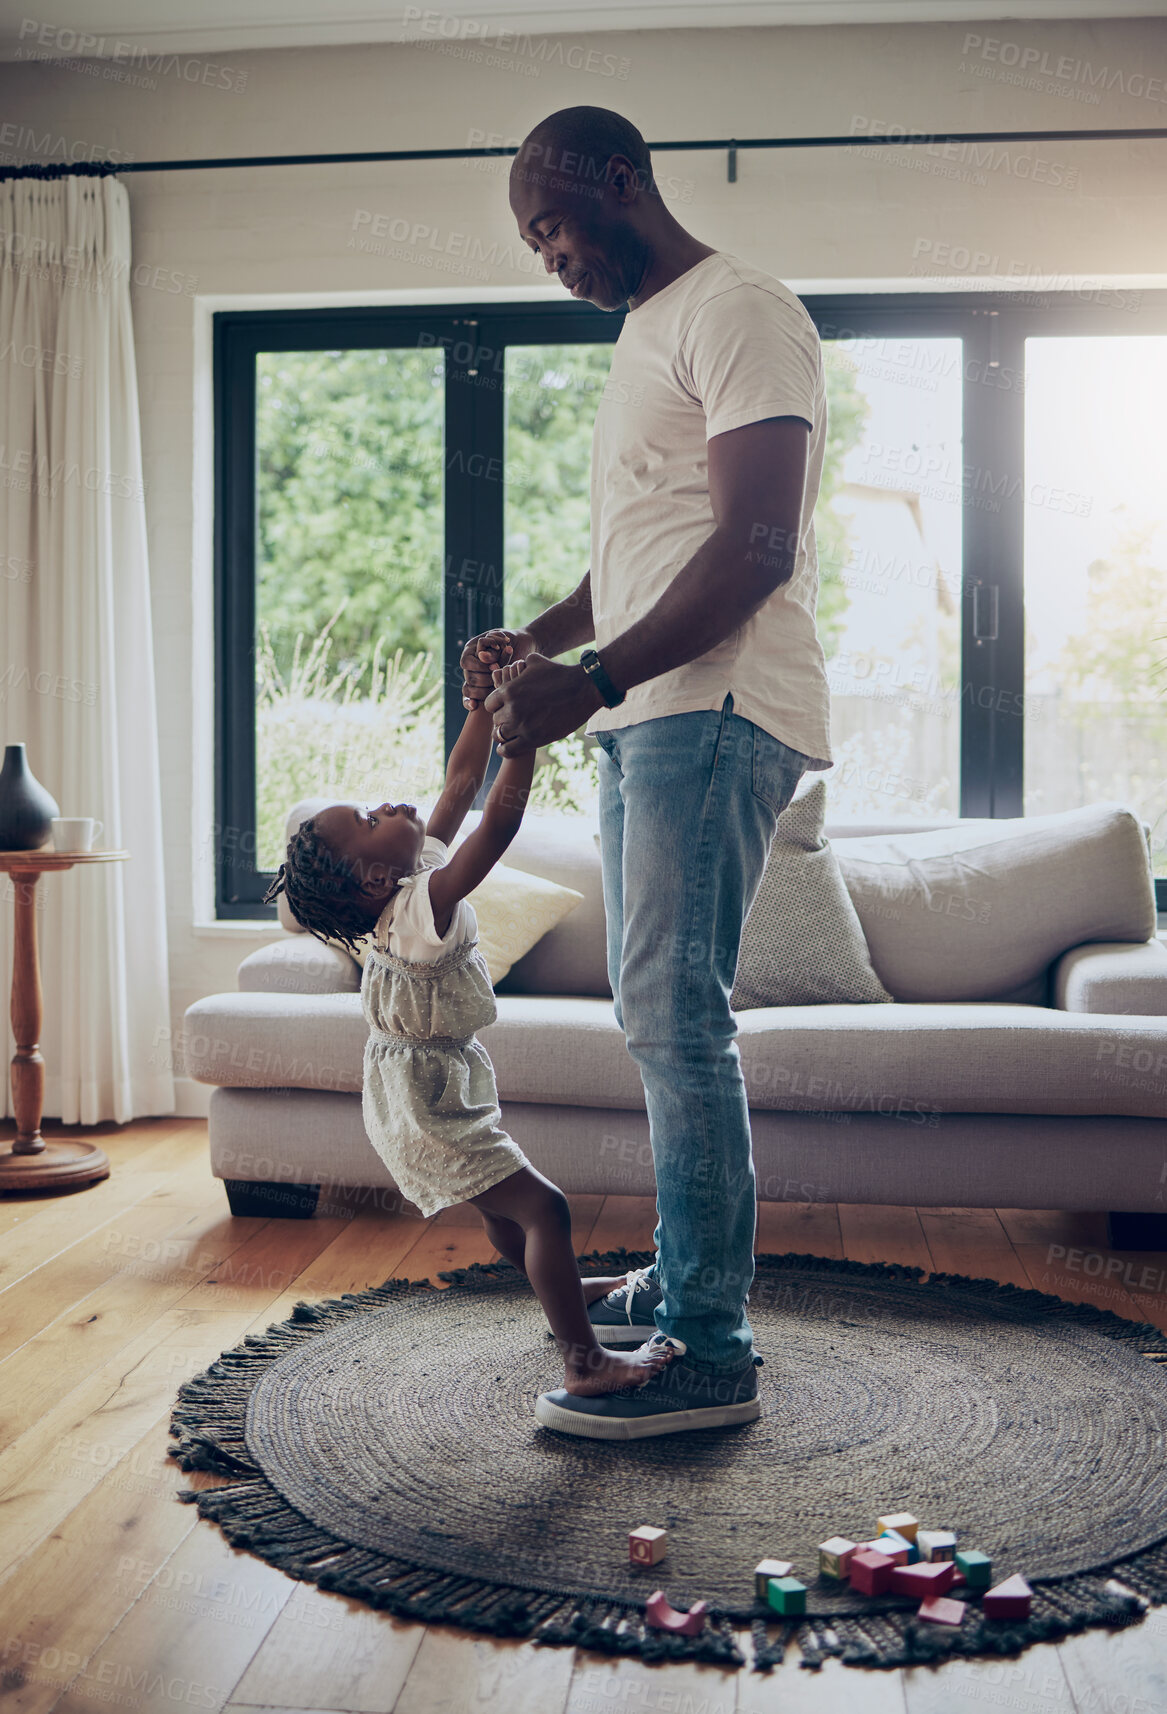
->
xmin=877 ymin=1512 xmax=919 ymax=1542
xmin=918 ymin=1595 xmax=966 ymax=1627
xmin=766 ymin=1576 xmax=807 ymax=1616
xmin=956 ymin=1549 xmax=992 ymax=1588
xmin=754 ymin=1558 xmax=794 ymax=1599
xmin=629 ymin=1526 xmax=668 ymax=1567
xmin=917 ymin=1529 xmax=957 ymax=1562
xmin=872 ymin=1531 xmax=910 ymax=1566
xmin=983 ymin=1574 xmax=1033 ymax=1620
xmin=645 ymin=1590 xmax=709 ymax=1636
xmin=890 ymin=1561 xmax=958 ymax=1598
xmin=849 ymin=1549 xmax=895 ymax=1596
xmin=818 ymin=1537 xmax=857 ymax=1579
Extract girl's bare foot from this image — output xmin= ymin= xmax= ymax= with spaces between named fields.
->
xmin=563 ymin=1339 xmax=675 ymax=1398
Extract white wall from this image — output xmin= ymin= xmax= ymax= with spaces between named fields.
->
xmin=2 ymin=16 xmax=1165 ymax=1112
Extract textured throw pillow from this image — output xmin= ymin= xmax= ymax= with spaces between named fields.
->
xmin=731 ymin=778 xmax=893 ymax=1010
xmin=326 ymin=862 xmax=584 ymax=986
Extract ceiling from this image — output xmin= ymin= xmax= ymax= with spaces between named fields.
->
xmin=1 ymin=0 xmax=1164 ymax=59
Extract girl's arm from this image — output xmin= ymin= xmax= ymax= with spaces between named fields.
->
xmin=428 ymin=664 xmax=536 ymax=937
xmin=425 ymin=701 xmax=495 ymax=849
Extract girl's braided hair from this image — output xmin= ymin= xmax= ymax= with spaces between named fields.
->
xmin=262 ymin=816 xmax=384 ymax=955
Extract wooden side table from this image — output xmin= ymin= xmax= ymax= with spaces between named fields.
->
xmin=0 ymin=849 xmax=129 ymax=1192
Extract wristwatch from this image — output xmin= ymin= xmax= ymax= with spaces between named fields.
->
xmin=579 ymin=647 xmax=626 ymax=708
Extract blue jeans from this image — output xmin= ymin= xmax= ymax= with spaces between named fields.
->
xmin=595 ymin=693 xmax=809 ymax=1373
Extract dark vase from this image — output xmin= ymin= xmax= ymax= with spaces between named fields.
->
xmin=0 ymin=743 xmax=60 ymax=850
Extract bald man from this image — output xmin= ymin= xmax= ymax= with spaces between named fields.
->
xmin=463 ymin=106 xmax=833 ymax=1438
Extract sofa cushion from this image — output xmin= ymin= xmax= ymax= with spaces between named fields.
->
xmin=183 ymin=990 xmax=1167 ymax=1120
xmin=464 ymin=861 xmax=584 ymax=982
xmin=238 ymin=937 xmax=361 ymax=996
xmin=1052 ymin=937 xmax=1167 ymax=1016
xmin=455 ymin=815 xmax=607 ymax=995
xmin=833 ymin=802 xmax=1157 ymax=1003
xmin=731 ymin=778 xmax=892 ymax=1009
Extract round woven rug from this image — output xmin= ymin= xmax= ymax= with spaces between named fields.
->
xmin=169 ymin=1250 xmax=1167 ymax=1672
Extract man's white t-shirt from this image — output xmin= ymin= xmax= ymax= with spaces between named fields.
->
xmin=585 ymin=250 xmax=833 ymax=770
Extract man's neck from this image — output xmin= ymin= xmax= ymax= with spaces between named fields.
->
xmin=628 ymin=230 xmax=717 ymax=310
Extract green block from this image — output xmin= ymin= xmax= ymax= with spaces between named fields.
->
xmin=767 ymin=1576 xmax=807 ymax=1616
xmin=956 ymin=1549 xmax=993 ymax=1587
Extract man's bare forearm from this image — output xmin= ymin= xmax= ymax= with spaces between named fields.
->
xmin=598 ymin=528 xmax=794 ymax=696
xmin=527 ymin=570 xmax=594 ymax=658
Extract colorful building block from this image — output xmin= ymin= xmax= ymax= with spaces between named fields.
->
xmin=849 ymin=1549 xmax=895 ymax=1595
xmin=754 ymin=1558 xmax=794 ymax=1599
xmin=918 ymin=1595 xmax=966 ymax=1627
xmin=629 ymin=1527 xmax=668 ymax=1567
xmin=818 ymin=1537 xmax=857 ymax=1579
xmin=766 ymin=1576 xmax=807 ymax=1616
xmin=917 ymin=1529 xmax=957 ymax=1563
xmin=890 ymin=1561 xmax=958 ymax=1599
xmin=877 ymin=1512 xmax=919 ymax=1542
xmin=955 ymin=1549 xmax=992 ymax=1588
xmin=872 ymin=1531 xmax=911 ymax=1566
xmin=983 ymin=1574 xmax=1032 ymax=1620
xmin=645 ymin=1591 xmax=708 ymax=1636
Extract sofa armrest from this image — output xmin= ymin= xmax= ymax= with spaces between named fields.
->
xmin=1052 ymin=938 xmax=1167 ymax=1015
xmin=237 ymin=937 xmax=361 ymax=996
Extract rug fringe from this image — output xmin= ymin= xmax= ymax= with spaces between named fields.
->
xmin=922 ymin=1268 xmax=1167 ymax=1353
xmin=752 ymin=1567 xmax=1151 ymax=1671
xmin=166 ymin=1249 xmax=1167 ymax=1673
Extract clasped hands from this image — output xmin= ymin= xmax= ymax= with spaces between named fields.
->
xmin=459 ymin=628 xmax=603 ymax=757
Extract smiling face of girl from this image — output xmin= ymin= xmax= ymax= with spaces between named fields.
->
xmin=311 ymin=800 xmax=427 ymax=911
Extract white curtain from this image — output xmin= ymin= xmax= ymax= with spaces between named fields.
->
xmin=0 ymin=175 xmax=173 ymax=1122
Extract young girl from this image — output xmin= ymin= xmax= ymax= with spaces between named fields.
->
xmin=263 ymin=653 xmax=671 ymax=1398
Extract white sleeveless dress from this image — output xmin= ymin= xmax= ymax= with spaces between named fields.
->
xmin=360 ymin=834 xmax=529 ymax=1217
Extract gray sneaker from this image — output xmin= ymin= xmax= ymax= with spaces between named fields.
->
xmin=587 ymin=1265 xmax=663 ymax=1346
xmin=534 ymin=1335 xmax=762 ymax=1440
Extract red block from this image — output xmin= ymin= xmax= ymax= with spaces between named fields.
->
xmin=983 ymin=1574 xmax=1033 ymax=1620
xmin=645 ymin=1590 xmax=709 ymax=1636
xmin=849 ymin=1549 xmax=894 ymax=1595
xmin=918 ymin=1595 xmax=966 ymax=1627
xmin=890 ymin=1561 xmax=958 ymax=1598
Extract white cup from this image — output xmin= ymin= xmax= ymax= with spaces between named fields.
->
xmin=51 ymin=817 xmax=103 ymax=852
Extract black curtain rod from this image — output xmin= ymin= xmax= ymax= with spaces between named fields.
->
xmin=2 ymin=126 xmax=1165 ymax=178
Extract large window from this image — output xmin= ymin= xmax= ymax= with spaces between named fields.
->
xmin=216 ymin=304 xmax=616 ymax=913
xmin=215 ymin=292 xmax=1167 ymax=917
xmin=1022 ymin=335 xmax=1167 ymax=856
xmin=817 ymin=334 xmax=963 ymax=819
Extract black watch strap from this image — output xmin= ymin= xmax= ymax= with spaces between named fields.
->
xmin=580 ymin=648 xmax=626 ymax=708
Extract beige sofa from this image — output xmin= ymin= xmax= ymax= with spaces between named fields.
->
xmin=184 ymin=797 xmax=1167 ymax=1247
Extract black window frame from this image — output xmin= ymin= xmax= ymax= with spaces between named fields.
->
xmin=214 ymin=290 xmax=1167 ymax=918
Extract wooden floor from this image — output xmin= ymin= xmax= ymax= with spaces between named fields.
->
xmin=2 ymin=1116 xmax=1167 ymax=1714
